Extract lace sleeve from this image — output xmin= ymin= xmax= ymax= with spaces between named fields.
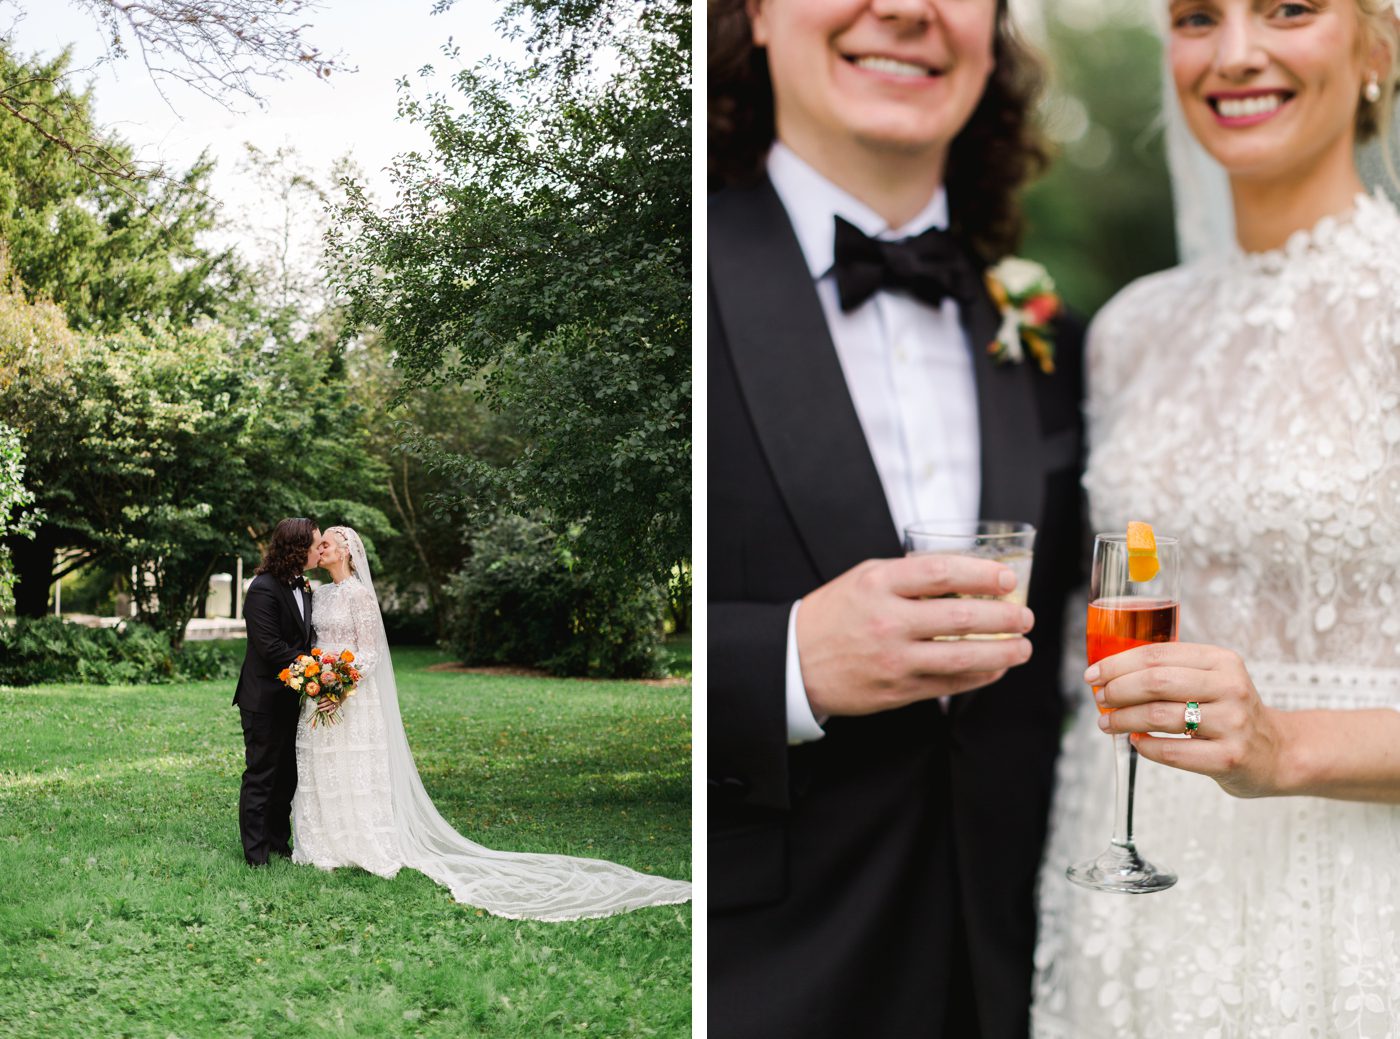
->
xmin=347 ymin=583 xmax=383 ymax=677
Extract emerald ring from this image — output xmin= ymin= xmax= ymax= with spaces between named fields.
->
xmin=1184 ymin=701 xmax=1202 ymax=736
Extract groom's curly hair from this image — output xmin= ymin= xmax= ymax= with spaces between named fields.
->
xmin=708 ymin=0 xmax=1049 ymax=265
xmin=255 ymin=517 xmax=318 ymax=584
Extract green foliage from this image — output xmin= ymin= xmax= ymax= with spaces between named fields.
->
xmin=0 ymin=424 xmax=37 ymax=614
xmin=169 ymin=638 xmax=246 ymax=682
xmin=20 ymin=326 xmax=385 ymax=640
xmin=665 ymin=561 xmax=691 ymax=634
xmin=0 ymin=648 xmax=690 ymax=1037
xmin=330 ymin=0 xmax=690 ymax=592
xmin=68 ymin=327 xmax=256 ymax=636
xmin=0 ymin=49 xmax=402 ymax=634
xmin=0 ymin=266 xmax=392 ymax=637
xmin=0 ymin=267 xmax=82 ymax=389
xmin=0 ymin=46 xmax=246 ymax=333
xmin=1021 ymin=12 xmax=1178 ymax=315
xmin=0 ymin=617 xmax=241 ymax=686
xmin=347 ymin=334 xmax=523 ymax=643
xmin=442 ymin=514 xmax=666 ymax=679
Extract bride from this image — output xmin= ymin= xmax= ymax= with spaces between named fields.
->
xmin=290 ymin=525 xmax=691 ymax=920
xmin=1033 ymin=1 xmax=1400 ymax=1035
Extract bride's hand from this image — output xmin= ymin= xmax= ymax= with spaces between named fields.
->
xmin=1090 ymin=642 xmax=1291 ymax=799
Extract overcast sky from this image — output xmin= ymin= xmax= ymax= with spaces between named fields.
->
xmin=6 ymin=0 xmax=520 ymax=260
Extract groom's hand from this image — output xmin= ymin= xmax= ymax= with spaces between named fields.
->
xmin=797 ymin=555 xmax=1035 ymax=719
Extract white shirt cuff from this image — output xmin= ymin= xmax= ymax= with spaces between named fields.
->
xmin=786 ymin=599 xmax=827 ymax=744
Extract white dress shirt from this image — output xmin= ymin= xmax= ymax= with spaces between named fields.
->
xmin=292 ymin=582 xmax=307 ymax=621
xmin=766 ymin=143 xmax=982 ymax=743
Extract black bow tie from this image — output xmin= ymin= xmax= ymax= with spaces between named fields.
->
xmin=831 ymin=216 xmax=980 ymax=314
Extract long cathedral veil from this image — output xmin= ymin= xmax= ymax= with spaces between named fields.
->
xmin=325 ymin=526 xmax=691 ymax=921
xmin=1149 ymin=3 xmax=1400 ymax=263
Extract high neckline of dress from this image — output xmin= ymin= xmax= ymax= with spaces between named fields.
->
xmin=1230 ymin=189 xmax=1398 ymax=273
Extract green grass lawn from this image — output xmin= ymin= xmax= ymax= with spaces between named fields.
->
xmin=0 ymin=647 xmax=691 ymax=1038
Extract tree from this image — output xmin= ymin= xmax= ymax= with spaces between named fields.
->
xmin=0 ymin=266 xmax=82 ymax=616
xmin=330 ymin=0 xmax=691 ymax=594
xmin=106 ymin=333 xmax=390 ymax=643
xmin=232 ymin=143 xmax=353 ymax=332
xmin=353 ymin=342 xmax=524 ymax=640
xmin=0 ymin=45 xmax=248 ymax=333
xmin=223 ymin=143 xmax=499 ymax=641
xmin=0 ymin=9 xmax=397 ymax=637
xmin=4 ymin=311 xmax=391 ymax=641
xmin=0 ymin=422 xmax=37 ymax=614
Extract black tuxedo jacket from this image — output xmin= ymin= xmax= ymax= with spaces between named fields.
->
xmin=233 ymin=572 xmax=315 ymax=716
xmin=708 ymin=178 xmax=1087 ymax=1039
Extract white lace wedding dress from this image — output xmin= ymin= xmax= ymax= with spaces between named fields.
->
xmin=1032 ymin=193 xmax=1400 ymax=1038
xmin=290 ymin=530 xmax=691 ymax=921
xmin=291 ymin=579 xmax=403 ymax=879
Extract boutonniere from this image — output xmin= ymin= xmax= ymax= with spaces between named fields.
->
xmin=984 ymin=256 xmax=1060 ymax=374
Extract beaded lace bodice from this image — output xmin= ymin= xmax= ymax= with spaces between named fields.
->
xmin=1085 ymin=191 xmax=1400 ymax=682
xmin=307 ymin=580 xmax=381 ymax=676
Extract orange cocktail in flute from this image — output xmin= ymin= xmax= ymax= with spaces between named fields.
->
xmin=1086 ymin=599 xmax=1179 ymax=714
xmin=1068 ymin=521 xmax=1181 ymax=894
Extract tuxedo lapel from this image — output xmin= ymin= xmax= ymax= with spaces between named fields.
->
xmin=710 ymin=181 xmax=903 ymax=580
xmin=963 ymin=281 xmax=1045 ymax=530
xmin=950 ymin=284 xmax=1047 ymax=722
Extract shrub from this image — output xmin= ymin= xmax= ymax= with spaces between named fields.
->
xmin=0 ymin=617 xmax=242 ymax=686
xmin=173 ymin=639 xmax=245 ymax=682
xmin=441 ymin=514 xmax=666 ymax=679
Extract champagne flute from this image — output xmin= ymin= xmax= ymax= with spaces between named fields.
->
xmin=1066 ymin=532 xmax=1180 ymax=894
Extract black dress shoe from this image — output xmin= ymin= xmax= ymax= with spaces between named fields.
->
xmin=246 ymin=858 xmax=269 ymax=869
xmin=271 ymin=847 xmax=292 ymax=860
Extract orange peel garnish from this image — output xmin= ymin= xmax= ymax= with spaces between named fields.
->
xmin=1126 ymin=521 xmax=1159 ymax=582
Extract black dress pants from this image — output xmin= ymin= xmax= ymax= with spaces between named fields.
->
xmin=238 ymin=707 xmax=298 ymax=865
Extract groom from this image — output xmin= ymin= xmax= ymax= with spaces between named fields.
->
xmin=708 ymin=1 xmax=1084 ymax=1036
xmin=233 ymin=517 xmax=321 ymax=867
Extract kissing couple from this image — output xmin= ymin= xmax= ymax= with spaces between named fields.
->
xmin=233 ymin=517 xmax=690 ymax=920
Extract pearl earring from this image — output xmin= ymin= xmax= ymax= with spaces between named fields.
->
xmin=1365 ymin=75 xmax=1383 ymax=104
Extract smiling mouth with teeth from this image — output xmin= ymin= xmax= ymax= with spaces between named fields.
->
xmin=1209 ymin=92 xmax=1295 ymax=119
xmin=848 ymin=55 xmax=940 ymax=78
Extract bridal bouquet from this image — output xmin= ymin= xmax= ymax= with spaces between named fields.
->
xmin=279 ymin=648 xmax=361 ymax=728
